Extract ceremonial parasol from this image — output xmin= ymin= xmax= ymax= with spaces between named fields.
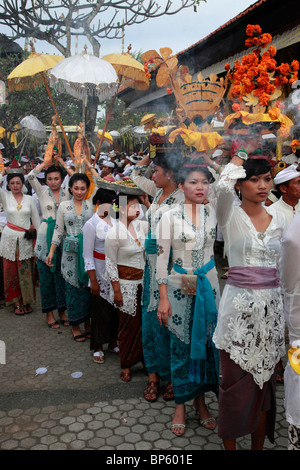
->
xmin=93 ymin=50 xmax=149 ymax=164
xmin=7 ymin=51 xmax=75 ymax=161
xmin=102 ymin=52 xmax=150 ymax=91
xmin=49 ymin=53 xmax=119 ymax=135
xmin=17 ymin=115 xmax=46 ymax=156
xmin=97 ymin=130 xmax=113 ymax=145
xmin=131 ymin=126 xmax=149 ymax=138
xmin=19 ymin=115 xmax=46 ymax=140
xmin=109 ymin=130 xmax=120 ymax=139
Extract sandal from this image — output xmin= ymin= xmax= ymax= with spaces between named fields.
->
xmin=200 ymin=417 xmax=217 ymax=430
xmin=14 ymin=305 xmax=24 ymax=316
xmin=93 ymin=351 xmax=105 ymax=364
xmin=171 ymin=423 xmax=186 ymax=436
xmin=60 ymin=319 xmax=69 ymax=326
xmin=24 ymin=304 xmax=33 ymax=314
xmin=163 ymin=381 xmax=174 ymax=401
xmin=144 ymin=381 xmax=160 ymax=402
xmin=120 ymin=370 xmax=131 ymax=382
xmin=73 ymin=334 xmax=85 ymax=342
xmin=85 ymin=331 xmax=91 ymax=339
xmin=48 ymin=321 xmax=60 ymax=329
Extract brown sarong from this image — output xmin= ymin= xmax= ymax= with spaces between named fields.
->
xmin=115 ymin=265 xmax=144 ymax=369
xmin=117 ymin=264 xmax=143 ymax=281
xmin=218 ymin=350 xmax=277 ymax=443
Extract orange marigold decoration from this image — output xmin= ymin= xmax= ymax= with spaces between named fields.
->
xmin=227 ymin=25 xmax=299 ymax=110
xmin=291 ymin=139 xmax=300 ymax=153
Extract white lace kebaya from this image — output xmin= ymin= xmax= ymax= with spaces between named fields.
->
xmin=83 ymin=213 xmax=116 ymax=303
xmin=105 ymin=219 xmax=148 ymax=315
xmin=212 ymin=163 xmax=288 ymax=389
xmin=27 ymin=168 xmax=71 ymax=262
xmin=0 ymin=173 xmax=41 ymax=261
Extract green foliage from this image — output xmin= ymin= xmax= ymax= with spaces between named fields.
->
xmin=97 ymin=97 xmax=144 ymax=131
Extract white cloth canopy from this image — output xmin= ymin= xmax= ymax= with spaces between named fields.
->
xmin=49 ymin=53 xmax=118 ymax=101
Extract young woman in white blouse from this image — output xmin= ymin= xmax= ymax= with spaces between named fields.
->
xmin=46 ymin=170 xmax=99 ymax=342
xmin=0 ymin=168 xmax=40 ymax=315
xmin=131 ymin=152 xmax=184 ymax=402
xmin=28 ymin=159 xmax=74 ymax=328
xmin=105 ymin=193 xmax=148 ymax=382
xmin=156 ymin=163 xmax=220 ymax=436
xmin=204 ymin=148 xmax=287 ymax=450
xmin=82 ymin=188 xmax=119 ymax=364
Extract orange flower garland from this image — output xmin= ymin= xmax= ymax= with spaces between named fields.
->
xmin=227 ymin=25 xmax=299 ymax=107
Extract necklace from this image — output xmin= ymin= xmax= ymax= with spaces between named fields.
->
xmin=14 ymin=195 xmax=23 ymax=211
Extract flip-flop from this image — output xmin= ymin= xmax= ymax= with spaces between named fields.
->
xmin=93 ymin=351 xmax=105 ymax=364
xmin=48 ymin=321 xmax=60 ymax=329
xmin=120 ymin=371 xmax=131 ymax=382
xmin=73 ymin=334 xmax=85 ymax=342
xmin=24 ymin=305 xmax=33 ymax=314
xmin=14 ymin=305 xmax=24 ymax=316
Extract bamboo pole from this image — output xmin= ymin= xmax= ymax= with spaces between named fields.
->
xmin=41 ymin=72 xmax=75 ymax=162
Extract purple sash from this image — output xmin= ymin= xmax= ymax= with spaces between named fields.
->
xmin=226 ymin=266 xmax=279 ymax=289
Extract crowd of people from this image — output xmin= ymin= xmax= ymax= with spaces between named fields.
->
xmin=0 ymin=139 xmax=300 ymax=451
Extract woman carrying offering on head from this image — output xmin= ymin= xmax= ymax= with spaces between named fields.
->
xmin=155 ymin=161 xmax=220 ymax=436
xmin=28 ymin=158 xmax=74 ymax=328
xmin=131 ymin=152 xmax=184 ymax=403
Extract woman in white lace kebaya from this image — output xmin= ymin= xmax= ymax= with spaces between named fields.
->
xmin=131 ymin=152 xmax=184 ymax=402
xmin=105 ymin=194 xmax=148 ymax=382
xmin=0 ymin=168 xmax=40 ymax=315
xmin=280 ymin=211 xmax=300 ymax=449
xmin=210 ymin=151 xmax=287 ymax=450
xmin=82 ymin=188 xmax=119 ymax=364
xmin=156 ymin=163 xmax=220 ymax=436
xmin=28 ymin=159 xmax=74 ymax=328
xmin=46 ymin=170 xmax=99 ymax=342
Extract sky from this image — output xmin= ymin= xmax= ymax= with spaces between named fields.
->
xmin=8 ymin=0 xmax=257 ymax=58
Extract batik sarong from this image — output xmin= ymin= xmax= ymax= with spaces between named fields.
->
xmin=36 ymin=246 xmax=66 ymax=314
xmin=65 ymin=281 xmax=91 ymax=326
xmin=3 ymin=244 xmax=35 ymax=306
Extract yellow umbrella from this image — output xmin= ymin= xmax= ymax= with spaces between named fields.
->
xmin=94 ymin=52 xmax=149 ymax=165
xmin=102 ymin=52 xmax=149 ymax=90
xmin=7 ymin=52 xmax=64 ymax=91
xmin=7 ymin=51 xmax=74 ymax=161
xmin=97 ymin=130 xmax=113 ymax=145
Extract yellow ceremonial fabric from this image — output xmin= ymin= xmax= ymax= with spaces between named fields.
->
xmin=288 ymin=347 xmax=300 ymax=375
xmin=169 ymin=128 xmax=224 ymax=152
xmin=224 ymin=110 xmax=294 ymax=128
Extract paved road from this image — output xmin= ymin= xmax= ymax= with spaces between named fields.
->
xmin=0 ymin=253 xmax=289 ymax=451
